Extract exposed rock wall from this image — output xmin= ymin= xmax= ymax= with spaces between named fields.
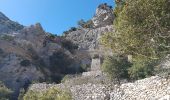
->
xmin=64 ymin=3 xmax=114 ymax=50
xmin=92 ymin=3 xmax=114 ymax=28
xmin=0 ymin=12 xmax=24 ymax=34
xmin=65 ymin=25 xmax=113 ymax=50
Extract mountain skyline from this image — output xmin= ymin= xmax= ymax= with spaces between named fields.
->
xmin=0 ymin=0 xmax=114 ymax=35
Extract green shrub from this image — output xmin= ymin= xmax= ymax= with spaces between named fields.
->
xmin=80 ymin=64 xmax=91 ymax=72
xmin=0 ymin=35 xmax=14 ymax=41
xmin=24 ymin=87 xmax=72 ymax=100
xmin=92 ymin=54 xmax=100 ymax=59
xmin=69 ymin=27 xmax=77 ymax=32
xmin=20 ymin=59 xmax=31 ymax=67
xmin=102 ymin=55 xmax=131 ymax=83
xmin=102 ymin=0 xmax=170 ymax=60
xmin=0 ymin=81 xmax=13 ymax=100
xmin=77 ymin=19 xmax=94 ymax=28
xmin=61 ymin=39 xmax=78 ymax=53
xmin=18 ymin=89 xmax=25 ymax=100
xmin=128 ymin=57 xmax=155 ymax=80
xmin=61 ymin=75 xmax=80 ymax=83
xmin=49 ymin=51 xmax=72 ymax=74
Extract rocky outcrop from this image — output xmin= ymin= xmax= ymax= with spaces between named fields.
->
xmin=111 ymin=76 xmax=170 ymax=100
xmin=0 ymin=13 xmax=78 ymax=99
xmin=0 ymin=53 xmax=44 ymax=97
xmin=92 ymin=3 xmax=114 ymax=28
xmin=0 ymin=12 xmax=24 ymax=34
xmin=65 ymin=25 xmax=113 ymax=50
xmin=65 ymin=3 xmax=114 ymax=50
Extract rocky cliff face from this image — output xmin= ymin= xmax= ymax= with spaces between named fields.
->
xmin=92 ymin=3 xmax=114 ymax=28
xmin=0 ymin=12 xmax=23 ymax=34
xmin=0 ymin=3 xmax=114 ymax=99
xmin=0 ymin=13 xmax=79 ymax=99
xmin=64 ymin=3 xmax=114 ymax=51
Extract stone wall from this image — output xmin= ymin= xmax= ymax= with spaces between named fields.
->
xmin=29 ymin=75 xmax=170 ymax=100
xmin=91 ymin=58 xmax=101 ymax=71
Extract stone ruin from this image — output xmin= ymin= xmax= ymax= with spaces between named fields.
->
xmin=82 ymin=54 xmax=103 ymax=77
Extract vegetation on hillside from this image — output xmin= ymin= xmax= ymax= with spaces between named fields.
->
xmin=102 ymin=55 xmax=131 ymax=83
xmin=24 ymin=87 xmax=72 ymax=100
xmin=77 ymin=19 xmax=94 ymax=28
xmin=0 ymin=81 xmax=13 ymax=100
xmin=101 ymin=0 xmax=170 ymax=80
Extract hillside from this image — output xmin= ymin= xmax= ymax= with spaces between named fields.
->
xmin=0 ymin=3 xmax=115 ymax=100
xmin=0 ymin=1 xmax=170 ymax=100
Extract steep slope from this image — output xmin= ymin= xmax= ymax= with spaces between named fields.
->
xmin=0 ymin=3 xmax=115 ymax=99
xmin=0 ymin=15 xmax=79 ymax=99
xmin=0 ymin=12 xmax=23 ymax=34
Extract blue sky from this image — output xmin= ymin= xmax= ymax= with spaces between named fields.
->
xmin=0 ymin=0 xmax=114 ymax=35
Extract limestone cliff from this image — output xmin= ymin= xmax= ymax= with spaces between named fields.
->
xmin=0 ymin=3 xmax=115 ymax=99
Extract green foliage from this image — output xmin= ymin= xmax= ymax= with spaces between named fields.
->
xmin=128 ymin=57 xmax=155 ymax=80
xmin=18 ymin=89 xmax=25 ymax=100
xmin=20 ymin=59 xmax=31 ymax=67
xmin=0 ymin=81 xmax=13 ymax=100
xmin=102 ymin=55 xmax=131 ymax=83
xmin=24 ymin=87 xmax=72 ymax=100
xmin=114 ymin=0 xmax=126 ymax=17
xmin=77 ymin=19 xmax=94 ymax=28
xmin=92 ymin=54 xmax=100 ymax=59
xmin=80 ymin=64 xmax=91 ymax=72
xmin=0 ymin=34 xmax=14 ymax=41
xmin=49 ymin=51 xmax=73 ymax=74
xmin=61 ymin=39 xmax=78 ymax=53
xmin=61 ymin=75 xmax=80 ymax=83
xmin=102 ymin=56 xmax=155 ymax=81
xmin=70 ymin=27 xmax=77 ymax=31
xmin=102 ymin=0 xmax=170 ymax=60
xmin=48 ymin=34 xmax=56 ymax=39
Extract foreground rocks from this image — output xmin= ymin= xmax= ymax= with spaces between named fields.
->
xmin=111 ymin=76 xmax=170 ymax=100
xmin=29 ymin=75 xmax=170 ymax=100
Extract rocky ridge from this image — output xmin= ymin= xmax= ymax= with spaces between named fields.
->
xmin=0 ymin=12 xmax=23 ymax=34
xmin=64 ymin=3 xmax=114 ymax=50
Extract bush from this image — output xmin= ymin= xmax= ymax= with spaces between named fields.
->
xmin=20 ymin=59 xmax=31 ymax=67
xmin=0 ymin=35 xmax=14 ymax=41
xmin=92 ymin=54 xmax=100 ymax=59
xmin=69 ymin=27 xmax=77 ymax=32
xmin=24 ymin=87 xmax=72 ymax=100
xmin=18 ymin=89 xmax=25 ymax=100
xmin=128 ymin=57 xmax=155 ymax=80
xmin=61 ymin=39 xmax=78 ymax=53
xmin=0 ymin=81 xmax=13 ymax=100
xmin=80 ymin=64 xmax=91 ymax=72
xmin=49 ymin=51 xmax=72 ymax=74
xmin=102 ymin=55 xmax=131 ymax=83
xmin=77 ymin=19 xmax=94 ymax=28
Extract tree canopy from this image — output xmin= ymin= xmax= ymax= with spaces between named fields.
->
xmin=101 ymin=0 xmax=170 ymax=60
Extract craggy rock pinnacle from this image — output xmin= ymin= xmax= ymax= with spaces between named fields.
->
xmin=92 ymin=3 xmax=114 ymax=28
